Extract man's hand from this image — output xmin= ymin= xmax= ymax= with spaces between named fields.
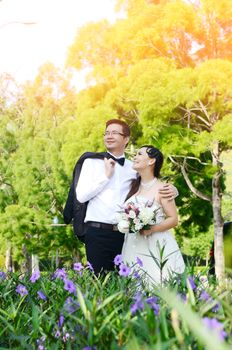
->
xmin=158 ymin=183 xmax=178 ymax=201
xmin=104 ymin=157 xmax=116 ymax=178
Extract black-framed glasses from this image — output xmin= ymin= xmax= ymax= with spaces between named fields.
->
xmin=103 ymin=131 xmax=125 ymax=137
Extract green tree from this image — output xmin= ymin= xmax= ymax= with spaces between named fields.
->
xmin=132 ymin=59 xmax=232 ymax=281
xmin=0 ymin=74 xmax=21 ymax=269
xmin=0 ymin=65 xmax=85 ymax=269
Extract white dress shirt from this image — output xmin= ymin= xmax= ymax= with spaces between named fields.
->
xmin=76 ymin=156 xmax=137 ymax=224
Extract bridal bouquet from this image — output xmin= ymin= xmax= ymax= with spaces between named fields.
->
xmin=116 ymin=201 xmax=157 ymax=234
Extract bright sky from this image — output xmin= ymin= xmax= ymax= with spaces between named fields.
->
xmin=0 ymin=0 xmax=120 ymax=87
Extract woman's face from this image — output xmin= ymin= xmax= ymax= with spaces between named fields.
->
xmin=133 ymin=147 xmax=152 ymax=170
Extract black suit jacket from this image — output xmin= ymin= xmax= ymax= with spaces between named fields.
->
xmin=63 ymin=152 xmax=109 ymax=242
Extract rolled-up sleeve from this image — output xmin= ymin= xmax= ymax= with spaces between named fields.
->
xmin=76 ymin=158 xmax=110 ymax=203
xmin=173 ymin=185 xmax=179 ymax=198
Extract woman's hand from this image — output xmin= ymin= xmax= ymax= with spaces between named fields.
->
xmin=104 ymin=157 xmax=116 ymax=178
xmin=140 ymin=228 xmax=153 ymax=236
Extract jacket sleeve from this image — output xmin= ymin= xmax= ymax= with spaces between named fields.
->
xmin=63 ymin=158 xmax=81 ymax=224
xmin=63 ymin=181 xmax=75 ymax=224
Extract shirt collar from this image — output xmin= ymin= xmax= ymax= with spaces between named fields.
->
xmin=107 ymin=151 xmax=125 ymax=159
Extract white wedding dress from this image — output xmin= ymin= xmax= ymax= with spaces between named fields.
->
xmin=121 ymin=195 xmax=185 ymax=285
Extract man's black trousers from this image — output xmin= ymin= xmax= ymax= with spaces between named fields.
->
xmin=84 ymin=226 xmax=125 ymax=275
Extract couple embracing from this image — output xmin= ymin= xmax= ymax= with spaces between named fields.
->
xmin=64 ymin=119 xmax=185 ymax=285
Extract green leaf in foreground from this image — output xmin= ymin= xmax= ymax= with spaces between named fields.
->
xmin=160 ymin=288 xmax=230 ymax=350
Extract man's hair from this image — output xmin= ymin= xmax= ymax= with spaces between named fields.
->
xmin=105 ymin=119 xmax=130 ymax=137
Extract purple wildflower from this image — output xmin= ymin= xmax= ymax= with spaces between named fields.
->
xmin=146 ymin=296 xmax=159 ymax=304
xmin=203 ymin=317 xmax=227 ymax=341
xmin=73 ymin=262 xmax=84 ymax=271
xmin=37 ymin=290 xmax=47 ymax=301
xmin=119 ymin=263 xmax=131 ymax=277
xmin=58 ymin=314 xmax=64 ymax=328
xmin=153 ymin=303 xmax=160 ymax=316
xmin=187 ymin=276 xmax=196 ymax=290
xmin=178 ymin=293 xmax=187 ymax=302
xmin=136 ymin=256 xmax=143 ymax=267
xmin=114 ymin=254 xmax=122 ymax=266
xmin=64 ymin=296 xmax=80 ymax=313
xmin=54 ymin=330 xmax=61 ymax=338
xmin=36 ymin=335 xmax=46 ymax=350
xmin=86 ymin=261 xmax=94 ymax=271
xmin=212 ymin=302 xmax=220 ymax=313
xmin=146 ymin=296 xmax=160 ymax=315
xmin=30 ymin=270 xmax=40 ymax=283
xmin=199 ymin=291 xmax=220 ymax=312
xmin=16 ymin=284 xmax=28 ymax=296
xmin=0 ymin=271 xmax=6 ymax=280
xmin=130 ymin=293 xmax=144 ymax=315
xmin=133 ymin=271 xmax=141 ymax=279
xmin=130 ymin=302 xmax=142 ymax=314
xmin=63 ymin=332 xmax=70 ymax=342
xmin=53 ymin=268 xmax=67 ymax=281
xmin=64 ymin=279 xmax=76 ymax=295
xmin=200 ymin=290 xmax=210 ymax=301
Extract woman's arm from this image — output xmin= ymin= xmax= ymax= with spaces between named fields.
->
xmin=140 ymin=196 xmax=178 ymax=236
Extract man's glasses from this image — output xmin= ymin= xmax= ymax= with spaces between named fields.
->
xmin=103 ymin=131 xmax=125 ymax=137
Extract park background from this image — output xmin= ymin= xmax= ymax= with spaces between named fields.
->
xmin=0 ymin=1 xmax=232 ymax=348
xmin=1 ymin=0 xmax=231 ymax=278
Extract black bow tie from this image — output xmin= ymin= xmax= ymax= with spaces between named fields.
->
xmin=107 ymin=154 xmax=125 ymax=166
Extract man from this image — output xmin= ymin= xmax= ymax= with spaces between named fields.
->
xmin=76 ymin=119 xmax=177 ymax=274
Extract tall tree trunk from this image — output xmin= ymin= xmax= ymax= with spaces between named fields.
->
xmin=31 ymin=254 xmax=40 ymax=272
xmin=212 ymin=142 xmax=225 ymax=282
xmin=175 ymin=149 xmax=225 ymax=282
xmin=5 ymin=240 xmax=12 ymax=272
xmin=21 ymin=244 xmax=31 ymax=274
xmin=73 ymin=248 xmax=81 ymax=263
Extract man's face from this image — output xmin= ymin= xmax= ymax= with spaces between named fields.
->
xmin=104 ymin=123 xmax=129 ymax=154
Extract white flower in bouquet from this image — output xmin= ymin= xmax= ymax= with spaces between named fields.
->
xmin=134 ymin=221 xmax=143 ymax=231
xmin=117 ymin=219 xmax=130 ymax=234
xmin=128 ymin=210 xmax=136 ymax=219
xmin=138 ymin=207 xmax=155 ymax=225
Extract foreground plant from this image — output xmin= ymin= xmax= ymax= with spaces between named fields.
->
xmin=0 ymin=261 xmax=231 ymax=349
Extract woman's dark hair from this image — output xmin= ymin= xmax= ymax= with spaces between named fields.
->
xmin=125 ymin=145 xmax=164 ymax=201
xmin=143 ymin=144 xmax=164 ymax=178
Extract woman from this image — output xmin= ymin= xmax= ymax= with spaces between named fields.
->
xmin=120 ymin=145 xmax=185 ymax=285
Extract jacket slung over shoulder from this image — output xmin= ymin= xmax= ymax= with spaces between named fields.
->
xmin=63 ymin=152 xmax=109 ymax=242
